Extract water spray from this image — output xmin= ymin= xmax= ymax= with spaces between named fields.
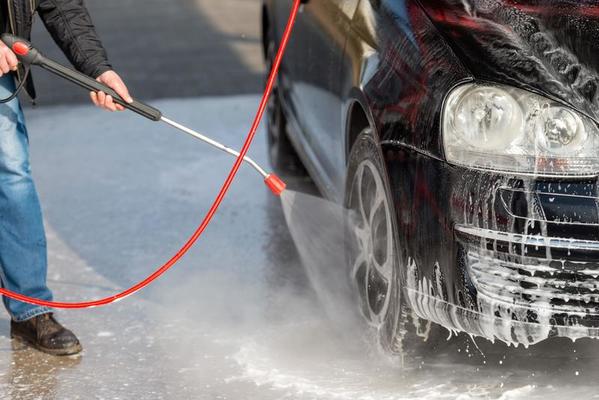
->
xmin=0 ymin=0 xmax=301 ymax=309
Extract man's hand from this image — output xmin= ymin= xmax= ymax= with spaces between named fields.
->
xmin=90 ymin=71 xmax=133 ymax=112
xmin=0 ymin=41 xmax=19 ymax=77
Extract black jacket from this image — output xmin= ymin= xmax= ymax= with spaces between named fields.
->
xmin=1 ymin=0 xmax=112 ymax=99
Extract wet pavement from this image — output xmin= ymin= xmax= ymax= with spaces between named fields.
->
xmin=0 ymin=96 xmax=594 ymax=399
xmin=2 ymin=0 xmax=599 ymax=398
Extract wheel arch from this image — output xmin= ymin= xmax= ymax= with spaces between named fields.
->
xmin=345 ymin=90 xmax=379 ymax=164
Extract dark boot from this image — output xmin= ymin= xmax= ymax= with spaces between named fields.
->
xmin=11 ymin=313 xmax=82 ymax=356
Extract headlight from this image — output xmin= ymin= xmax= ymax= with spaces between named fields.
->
xmin=443 ymin=83 xmax=599 ymax=176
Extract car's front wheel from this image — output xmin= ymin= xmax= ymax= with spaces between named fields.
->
xmin=345 ymin=129 xmax=442 ymax=355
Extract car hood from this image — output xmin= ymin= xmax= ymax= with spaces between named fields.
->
xmin=418 ymin=0 xmax=599 ymax=121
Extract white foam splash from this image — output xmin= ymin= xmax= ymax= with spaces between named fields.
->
xmin=405 ymin=257 xmax=599 ymax=347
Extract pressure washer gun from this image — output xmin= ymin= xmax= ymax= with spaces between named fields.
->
xmin=0 ymin=33 xmax=286 ymax=196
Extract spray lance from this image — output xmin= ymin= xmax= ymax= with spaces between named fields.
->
xmin=0 ymin=0 xmax=301 ymax=309
xmin=0 ymin=34 xmax=287 ymax=195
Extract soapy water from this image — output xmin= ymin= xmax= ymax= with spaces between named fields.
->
xmin=279 ymin=188 xmax=554 ymax=350
xmin=262 ymin=189 xmax=599 ymax=399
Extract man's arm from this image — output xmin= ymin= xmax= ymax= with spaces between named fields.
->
xmin=38 ymin=0 xmax=110 ymax=78
xmin=37 ymin=0 xmax=132 ymax=111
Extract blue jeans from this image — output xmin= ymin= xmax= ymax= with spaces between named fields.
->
xmin=0 ymin=75 xmax=52 ymax=321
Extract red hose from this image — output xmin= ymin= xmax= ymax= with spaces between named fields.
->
xmin=0 ymin=0 xmax=302 ymax=309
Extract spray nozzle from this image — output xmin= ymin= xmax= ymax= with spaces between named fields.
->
xmin=265 ymin=174 xmax=287 ymax=196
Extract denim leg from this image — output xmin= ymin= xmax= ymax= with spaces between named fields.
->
xmin=0 ymin=75 xmax=52 ymax=321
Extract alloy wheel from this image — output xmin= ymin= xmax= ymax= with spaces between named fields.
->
xmin=348 ymin=159 xmax=394 ymax=325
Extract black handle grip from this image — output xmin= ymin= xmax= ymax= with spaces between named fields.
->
xmin=39 ymin=56 xmax=162 ymax=121
xmin=0 ymin=33 xmax=162 ymax=122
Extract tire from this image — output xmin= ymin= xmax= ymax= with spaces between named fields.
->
xmin=265 ymin=38 xmax=306 ymax=177
xmin=345 ymin=129 xmax=444 ymax=356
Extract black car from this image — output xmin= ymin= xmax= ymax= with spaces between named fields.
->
xmin=263 ymin=0 xmax=599 ymax=350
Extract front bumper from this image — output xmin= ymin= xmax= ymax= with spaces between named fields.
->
xmin=450 ymin=180 xmax=599 ymax=345
xmin=406 ymin=220 xmax=599 ymax=346
xmin=384 ymin=146 xmax=599 ymax=345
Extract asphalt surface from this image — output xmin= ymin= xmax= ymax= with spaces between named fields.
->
xmin=27 ymin=0 xmax=264 ymax=105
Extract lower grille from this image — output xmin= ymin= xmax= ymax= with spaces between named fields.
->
xmin=466 ymin=250 xmax=599 ymax=313
xmin=456 ymin=224 xmax=599 ymax=317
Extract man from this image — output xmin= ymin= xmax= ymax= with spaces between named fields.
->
xmin=0 ymin=0 xmax=132 ymax=356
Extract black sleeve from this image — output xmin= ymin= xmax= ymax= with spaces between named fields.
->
xmin=37 ymin=0 xmax=112 ymax=78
